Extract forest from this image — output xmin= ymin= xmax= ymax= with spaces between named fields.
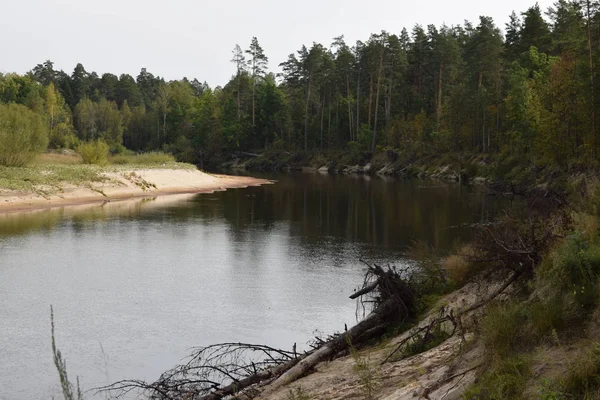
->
xmin=1 ymin=1 xmax=599 ymax=169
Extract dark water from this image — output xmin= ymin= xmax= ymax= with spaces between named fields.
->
xmin=0 ymin=173 xmax=505 ymax=399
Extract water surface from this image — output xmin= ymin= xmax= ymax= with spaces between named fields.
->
xmin=0 ymin=173 xmax=505 ymax=399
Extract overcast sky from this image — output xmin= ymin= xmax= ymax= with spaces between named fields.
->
xmin=1 ymin=0 xmax=555 ymax=87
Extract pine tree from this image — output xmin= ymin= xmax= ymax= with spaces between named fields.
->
xmin=245 ymin=37 xmax=268 ymax=130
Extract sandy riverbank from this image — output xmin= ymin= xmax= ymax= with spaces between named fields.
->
xmin=0 ymin=168 xmax=272 ymax=214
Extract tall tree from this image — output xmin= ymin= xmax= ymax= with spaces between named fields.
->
xmin=231 ymin=44 xmax=246 ymax=120
xmin=246 ymin=37 xmax=268 ymax=130
xmin=520 ymin=3 xmax=552 ymax=54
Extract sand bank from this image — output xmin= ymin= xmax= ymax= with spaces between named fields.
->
xmin=0 ymin=168 xmax=271 ymax=214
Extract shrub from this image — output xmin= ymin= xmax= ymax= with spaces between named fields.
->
xmin=442 ymin=245 xmax=479 ymax=287
xmin=309 ymin=153 xmax=328 ymax=168
xmin=538 ymin=234 xmax=600 ymax=312
xmin=0 ymin=103 xmax=48 ymax=166
xmin=77 ymin=140 xmax=109 ymax=166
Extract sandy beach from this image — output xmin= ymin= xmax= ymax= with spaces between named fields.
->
xmin=0 ymin=168 xmax=271 ymax=214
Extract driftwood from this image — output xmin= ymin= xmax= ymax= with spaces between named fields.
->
xmin=259 ymin=297 xmax=398 ymax=397
xmin=99 ymin=263 xmax=415 ymax=400
xmin=260 ymin=263 xmax=417 ymax=397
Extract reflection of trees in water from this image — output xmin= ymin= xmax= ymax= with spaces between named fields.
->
xmin=192 ymin=174 xmax=506 ymax=253
xmin=0 ymin=176 xmax=508 ymax=254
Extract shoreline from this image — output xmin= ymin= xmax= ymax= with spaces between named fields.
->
xmin=0 ymin=168 xmax=272 ymax=214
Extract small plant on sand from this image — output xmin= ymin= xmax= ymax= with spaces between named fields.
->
xmin=286 ymin=387 xmax=312 ymax=400
xmin=349 ymin=340 xmax=378 ymax=400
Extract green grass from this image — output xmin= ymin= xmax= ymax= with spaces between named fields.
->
xmin=557 ymin=343 xmax=600 ymax=399
xmin=0 ymin=164 xmax=107 ymax=192
xmin=463 ymin=356 xmax=530 ymax=400
xmin=0 ymin=155 xmax=196 ymax=194
xmin=109 ymin=151 xmax=176 ymax=165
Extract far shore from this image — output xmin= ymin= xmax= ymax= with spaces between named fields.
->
xmin=0 ymin=168 xmax=272 ymax=214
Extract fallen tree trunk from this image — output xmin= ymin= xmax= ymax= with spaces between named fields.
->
xmin=349 ymin=280 xmax=380 ymax=299
xmin=101 ymin=264 xmax=415 ymax=400
xmin=259 ymin=297 xmax=397 ymax=397
xmin=200 ymin=357 xmax=301 ymax=400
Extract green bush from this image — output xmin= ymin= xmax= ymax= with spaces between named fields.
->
xmin=77 ymin=140 xmax=109 ymax=166
xmin=0 ymin=103 xmax=48 ymax=166
xmin=538 ymin=234 xmax=600 ymax=312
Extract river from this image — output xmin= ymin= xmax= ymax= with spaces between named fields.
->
xmin=0 ymin=173 xmax=505 ymax=399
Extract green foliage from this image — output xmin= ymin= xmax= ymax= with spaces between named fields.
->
xmin=77 ymin=139 xmax=109 ymax=166
xmin=0 ymin=103 xmax=48 ymax=166
xmin=110 ymin=152 xmax=175 ymax=165
xmin=0 ymin=0 xmax=597 ymax=167
xmin=74 ymin=98 xmax=123 ymax=146
xmin=537 ymin=231 xmax=600 ymax=313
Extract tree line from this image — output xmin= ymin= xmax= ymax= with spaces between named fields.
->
xmin=1 ymin=0 xmax=599 ymax=168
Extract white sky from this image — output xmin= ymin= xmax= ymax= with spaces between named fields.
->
xmin=1 ymin=0 xmax=555 ymax=87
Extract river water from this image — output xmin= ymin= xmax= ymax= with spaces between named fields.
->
xmin=0 ymin=173 xmax=504 ymax=399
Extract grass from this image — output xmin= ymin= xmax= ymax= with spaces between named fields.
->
xmin=401 ymin=323 xmax=451 ymax=359
xmin=109 ymin=151 xmax=176 ymax=165
xmin=0 ymin=164 xmax=107 ymax=192
xmin=557 ymin=343 xmax=600 ymax=399
xmin=286 ymin=387 xmax=312 ymax=400
xmin=463 ymin=356 xmax=530 ymax=399
xmin=349 ymin=340 xmax=378 ymax=400
xmin=32 ymin=152 xmax=83 ymax=165
xmin=0 ymin=152 xmax=195 ymax=194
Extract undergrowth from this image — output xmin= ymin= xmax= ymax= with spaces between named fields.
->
xmin=464 ymin=207 xmax=600 ymax=399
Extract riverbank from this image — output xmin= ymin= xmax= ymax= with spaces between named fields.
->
xmin=0 ymin=165 xmax=271 ymax=214
xmin=222 ymin=149 xmax=495 ymax=185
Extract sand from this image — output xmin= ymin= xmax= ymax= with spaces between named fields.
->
xmin=0 ymin=169 xmax=271 ymax=214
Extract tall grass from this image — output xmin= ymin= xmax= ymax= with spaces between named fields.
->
xmin=51 ymin=306 xmax=84 ymax=400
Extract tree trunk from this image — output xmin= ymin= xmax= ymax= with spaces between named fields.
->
xmin=163 ymin=112 xmax=167 ymax=145
xmin=304 ymin=74 xmax=312 ymax=151
xmin=356 ymin=69 xmax=361 ymax=140
xmin=368 ymin=76 xmax=373 ymax=130
xmin=259 ymin=298 xmax=396 ymax=397
xmin=372 ymin=52 xmax=384 ymax=151
xmin=252 ymin=78 xmax=256 ymax=128
xmin=320 ymin=93 xmax=326 ymax=149
xmin=237 ymin=74 xmax=241 ymax=120
xmin=436 ymin=63 xmax=443 ymax=125
xmin=586 ymin=0 xmax=597 ymax=158
xmin=328 ymin=88 xmax=332 ymax=147
xmin=347 ymin=75 xmax=354 ymax=141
